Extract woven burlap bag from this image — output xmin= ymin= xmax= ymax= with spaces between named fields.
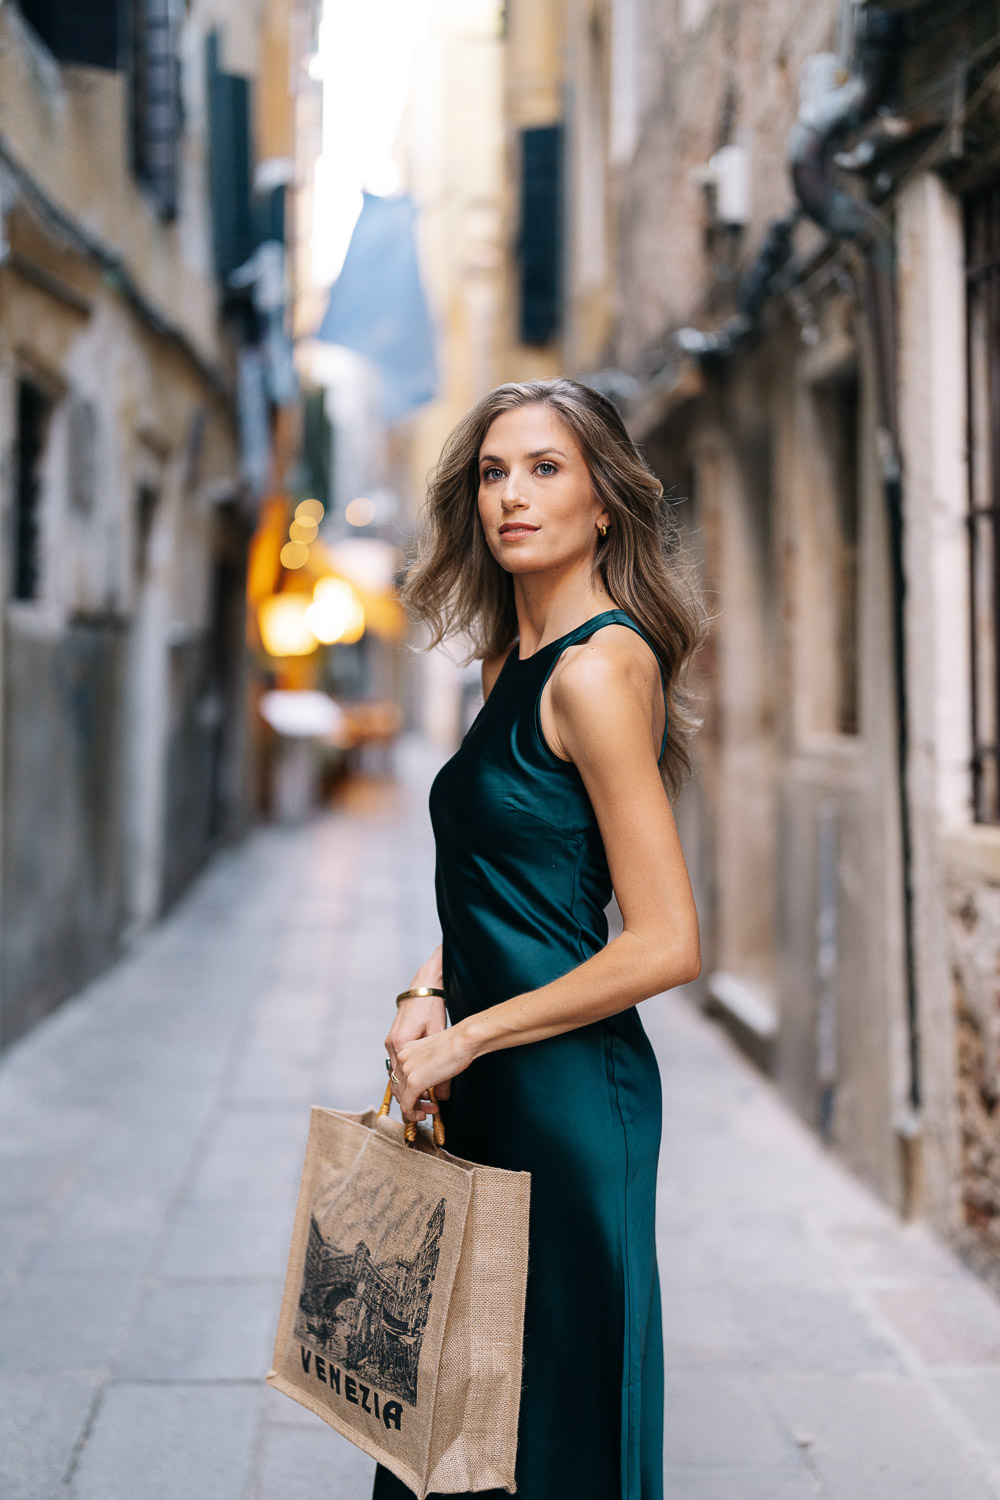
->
xmin=267 ymin=1097 xmax=530 ymax=1497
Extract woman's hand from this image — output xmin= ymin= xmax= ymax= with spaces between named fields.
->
xmin=385 ymin=943 xmax=451 ymax=1119
xmin=393 ymin=1024 xmax=477 ymax=1123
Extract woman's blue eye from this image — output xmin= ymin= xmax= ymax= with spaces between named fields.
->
xmin=483 ymin=467 xmax=503 ymax=481
xmin=536 ymin=461 xmax=557 ymax=475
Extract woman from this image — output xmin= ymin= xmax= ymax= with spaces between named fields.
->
xmin=377 ymin=378 xmax=705 ymax=1500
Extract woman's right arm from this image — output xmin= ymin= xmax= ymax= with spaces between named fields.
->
xmin=384 ymin=650 xmax=511 ymax=1115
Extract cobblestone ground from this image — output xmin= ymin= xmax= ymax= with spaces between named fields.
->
xmin=3 ymin=738 xmax=1000 ymax=1499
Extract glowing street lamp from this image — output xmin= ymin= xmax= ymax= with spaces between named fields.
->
xmin=306 ymin=576 xmax=366 ymax=644
xmin=258 ymin=594 xmax=318 ymax=657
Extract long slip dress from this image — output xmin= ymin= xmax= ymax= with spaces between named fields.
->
xmin=372 ymin=608 xmax=666 ymax=1500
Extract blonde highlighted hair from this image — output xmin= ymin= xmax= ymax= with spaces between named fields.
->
xmin=402 ymin=378 xmax=707 ymax=798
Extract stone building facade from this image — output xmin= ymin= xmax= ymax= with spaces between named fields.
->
xmin=0 ymin=0 xmax=308 ymax=1047
xmin=496 ymin=0 xmax=1000 ymax=1281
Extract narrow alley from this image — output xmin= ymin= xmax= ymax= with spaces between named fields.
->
xmin=2 ymin=741 xmax=1000 ymax=1500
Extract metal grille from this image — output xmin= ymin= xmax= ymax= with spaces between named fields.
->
xmin=966 ymin=181 xmax=1000 ymax=821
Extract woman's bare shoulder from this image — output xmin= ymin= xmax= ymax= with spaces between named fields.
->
xmin=553 ymin=622 xmax=658 ymax=700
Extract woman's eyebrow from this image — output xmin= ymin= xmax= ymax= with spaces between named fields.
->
xmin=478 ymin=448 xmax=568 ymax=464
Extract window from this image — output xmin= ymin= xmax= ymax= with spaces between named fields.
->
xmin=133 ymin=483 xmax=159 ymax=584
xmin=12 ymin=380 xmax=52 ymax=603
xmin=813 ymin=374 xmax=860 ymax=737
xmin=966 ymin=181 xmax=1000 ymax=820
xmin=129 ymin=0 xmax=181 ymax=220
xmin=18 ymin=0 xmax=124 ymax=70
xmin=518 ymin=125 xmax=563 ymax=346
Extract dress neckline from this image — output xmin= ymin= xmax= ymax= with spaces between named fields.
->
xmin=514 ymin=607 xmax=624 ymax=663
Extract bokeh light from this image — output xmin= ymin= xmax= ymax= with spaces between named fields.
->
xmin=345 ymin=496 xmax=376 ymax=527
xmin=306 ymin=576 xmax=366 ymax=644
xmin=296 ymin=498 xmax=325 ymax=522
xmin=258 ymin=595 xmax=318 ymax=657
xmin=289 ymin=517 xmax=319 ymax=543
xmin=280 ymin=540 xmax=310 ymax=569
xmin=339 ymin=597 xmax=366 ymax=643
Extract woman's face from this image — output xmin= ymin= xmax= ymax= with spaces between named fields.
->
xmin=477 ymin=403 xmax=609 ymax=575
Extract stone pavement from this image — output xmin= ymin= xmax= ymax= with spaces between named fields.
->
xmin=2 ymin=738 xmax=1000 ymax=1500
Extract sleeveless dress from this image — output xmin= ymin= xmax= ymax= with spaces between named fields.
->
xmin=372 ymin=608 xmax=667 ymax=1500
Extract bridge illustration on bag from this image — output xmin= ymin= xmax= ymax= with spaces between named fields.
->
xmin=295 ymin=1197 xmax=446 ymax=1406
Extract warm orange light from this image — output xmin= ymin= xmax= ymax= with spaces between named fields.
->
xmin=306 ymin=576 xmax=366 ymax=645
xmin=345 ymin=496 xmax=376 ymax=527
xmin=340 ymin=596 xmax=366 ymax=643
xmin=280 ymin=540 xmax=310 ymax=569
xmin=258 ymin=594 xmax=318 ymax=656
xmin=296 ymin=498 xmax=325 ymax=522
xmin=289 ymin=517 xmax=318 ymax=543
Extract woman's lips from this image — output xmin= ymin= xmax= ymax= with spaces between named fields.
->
xmin=498 ymin=524 xmax=538 ymax=539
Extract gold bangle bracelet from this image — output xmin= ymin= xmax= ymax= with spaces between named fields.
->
xmin=395 ymin=986 xmax=445 ymax=1006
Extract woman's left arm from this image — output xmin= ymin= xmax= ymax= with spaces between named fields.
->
xmin=393 ymin=641 xmax=701 ymax=1119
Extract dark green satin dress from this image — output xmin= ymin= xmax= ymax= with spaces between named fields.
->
xmin=373 ymin=609 xmax=665 ymax=1500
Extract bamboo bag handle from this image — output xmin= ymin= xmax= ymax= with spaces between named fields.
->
xmin=379 ymin=1078 xmax=446 ymax=1148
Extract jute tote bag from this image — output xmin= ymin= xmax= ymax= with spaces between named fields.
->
xmin=267 ymin=1082 xmax=531 ymax=1497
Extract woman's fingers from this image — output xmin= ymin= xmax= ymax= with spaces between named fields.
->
xmin=385 ymin=1056 xmax=438 ymax=1122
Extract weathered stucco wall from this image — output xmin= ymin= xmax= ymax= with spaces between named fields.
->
xmin=0 ymin=1 xmax=269 ymax=1048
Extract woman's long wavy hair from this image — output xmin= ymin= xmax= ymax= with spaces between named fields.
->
xmin=402 ymin=378 xmax=707 ymax=799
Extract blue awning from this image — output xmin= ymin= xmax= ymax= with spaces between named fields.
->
xmin=317 ymin=192 xmax=438 ymax=423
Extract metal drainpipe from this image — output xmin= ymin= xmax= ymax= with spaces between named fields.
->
xmin=787 ymin=7 xmax=923 ymax=1211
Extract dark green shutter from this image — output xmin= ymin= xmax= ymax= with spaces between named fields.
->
xmin=19 ymin=0 xmax=125 ymax=70
xmin=518 ymin=124 xmax=563 ymax=346
xmin=206 ymin=31 xmax=254 ymax=280
xmin=129 ymin=0 xmax=181 ymax=220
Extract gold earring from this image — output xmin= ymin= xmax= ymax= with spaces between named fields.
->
xmin=599 ymin=523 xmax=608 ymax=538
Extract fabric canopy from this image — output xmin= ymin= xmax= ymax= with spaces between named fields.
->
xmin=317 ymin=192 xmax=438 ymax=423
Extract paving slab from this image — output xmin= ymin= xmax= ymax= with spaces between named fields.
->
xmin=116 ymin=1280 xmax=283 ymax=1382
xmin=157 ymin=1201 xmax=295 ymax=1280
xmin=938 ymin=1373 xmax=1000 ymax=1464
xmin=248 ymin=1420 xmax=376 ymax=1499
xmin=662 ymin=1369 xmax=801 ymax=1469
xmin=71 ymin=1382 xmax=260 ymax=1500
xmin=0 ymin=1372 xmax=99 ymax=1500
xmin=660 ymin=1466 xmax=823 ymax=1500
xmin=870 ymin=1278 xmax=1000 ymax=1365
xmin=760 ymin=1374 xmax=1000 ymax=1499
xmin=0 ymin=1268 xmax=144 ymax=1373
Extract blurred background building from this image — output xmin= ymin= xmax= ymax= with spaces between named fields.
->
xmin=498 ymin=0 xmax=998 ymax=1287
xmin=0 ymin=0 xmax=311 ymax=1046
xmin=2 ymin=0 xmax=1000 ymax=1296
